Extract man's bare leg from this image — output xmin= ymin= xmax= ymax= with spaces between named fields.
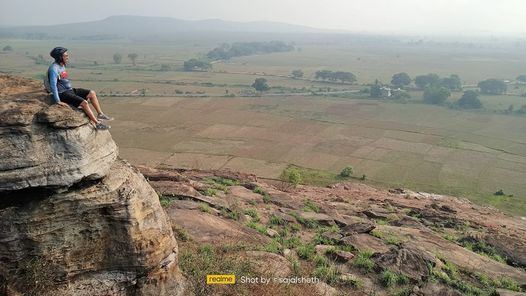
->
xmin=80 ymin=100 xmax=98 ymax=124
xmin=87 ymin=90 xmax=103 ymax=115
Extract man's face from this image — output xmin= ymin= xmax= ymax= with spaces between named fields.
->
xmin=62 ymin=52 xmax=69 ymax=64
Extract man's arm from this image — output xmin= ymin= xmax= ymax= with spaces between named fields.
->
xmin=48 ymin=66 xmax=61 ymax=104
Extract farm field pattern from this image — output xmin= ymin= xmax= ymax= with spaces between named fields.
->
xmin=1 ymin=39 xmax=526 ymax=215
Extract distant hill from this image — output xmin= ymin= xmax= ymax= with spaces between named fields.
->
xmin=0 ymin=15 xmax=344 ymax=40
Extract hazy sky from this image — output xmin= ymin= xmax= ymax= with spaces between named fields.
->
xmin=1 ymin=0 xmax=525 ymax=34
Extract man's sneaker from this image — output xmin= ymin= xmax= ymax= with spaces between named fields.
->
xmin=95 ymin=122 xmax=111 ymax=130
xmin=97 ymin=113 xmax=114 ymax=121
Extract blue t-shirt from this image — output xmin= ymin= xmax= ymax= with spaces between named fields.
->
xmin=47 ymin=63 xmax=72 ymax=103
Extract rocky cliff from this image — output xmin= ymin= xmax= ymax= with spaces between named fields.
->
xmin=0 ymin=75 xmax=186 ymax=296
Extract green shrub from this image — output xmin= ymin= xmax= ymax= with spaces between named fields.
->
xmin=296 ymin=243 xmax=316 ymax=260
xmin=280 ymin=167 xmax=302 ymax=186
xmin=353 ymin=250 xmax=375 ymax=272
xmin=380 ymin=270 xmax=398 ymax=287
xmin=339 ymin=166 xmax=354 ymax=177
xmin=198 ymin=203 xmax=211 ymax=213
xmin=244 ymin=208 xmax=260 ymax=222
xmin=303 ymin=199 xmax=320 ymax=213
xmin=246 ymin=221 xmax=267 ymax=234
xmin=159 ymin=196 xmax=175 ymax=208
xmin=269 ymin=214 xmax=287 ymax=226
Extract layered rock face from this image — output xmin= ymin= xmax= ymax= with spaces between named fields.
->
xmin=0 ymin=75 xmax=185 ymax=295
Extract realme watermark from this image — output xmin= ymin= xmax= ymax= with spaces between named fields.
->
xmin=206 ymin=274 xmax=236 ymax=284
xmin=239 ymin=276 xmax=320 ymax=285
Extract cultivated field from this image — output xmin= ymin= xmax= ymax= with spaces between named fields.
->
xmin=1 ymin=38 xmax=525 ymax=215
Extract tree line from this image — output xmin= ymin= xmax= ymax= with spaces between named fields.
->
xmin=206 ymin=41 xmax=294 ymax=61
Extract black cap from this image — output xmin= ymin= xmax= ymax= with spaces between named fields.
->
xmin=50 ymin=47 xmax=68 ymax=61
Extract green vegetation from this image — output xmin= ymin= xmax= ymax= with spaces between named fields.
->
xmin=269 ymin=214 xmax=287 ymax=226
xmin=198 ymin=203 xmax=212 ymax=213
xmin=280 ymin=167 xmax=302 ymax=187
xmin=458 ymin=238 xmax=507 ymax=263
xmin=353 ymin=250 xmax=375 ymax=272
xmin=4 ymin=38 xmax=526 ymax=216
xmin=391 ymin=72 xmax=411 ymax=88
xmin=457 ymin=90 xmax=483 ymax=109
xmin=423 ymin=86 xmax=451 ymax=104
xmin=246 ymin=220 xmax=267 ymax=234
xmin=207 ymin=41 xmax=294 ymax=60
xmin=379 ymin=270 xmax=409 ymax=287
xmin=252 ymin=77 xmax=270 ymax=93
xmin=339 ymin=166 xmax=354 ymax=177
xmin=183 ymin=58 xmax=212 ymax=71
xmin=315 ymin=70 xmax=357 ymax=83
xmin=478 ymin=79 xmax=507 ymax=95
xmin=244 ymin=208 xmax=260 ymax=221
xmin=179 ymin=244 xmax=253 ymax=296
xmin=291 ymin=69 xmax=304 ymax=79
xmin=112 ymin=53 xmax=122 ymax=64
xmin=252 ymin=186 xmax=272 ymax=203
xmin=127 ymin=53 xmax=138 ymax=66
xmin=302 ymin=199 xmax=321 ymax=213
xmin=159 ymin=195 xmax=175 ymax=208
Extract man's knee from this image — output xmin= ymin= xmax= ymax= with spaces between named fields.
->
xmin=80 ymin=100 xmax=88 ymax=108
xmin=89 ymin=90 xmax=96 ymax=97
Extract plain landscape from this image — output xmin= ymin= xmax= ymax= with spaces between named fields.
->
xmin=1 ymin=28 xmax=526 ymax=216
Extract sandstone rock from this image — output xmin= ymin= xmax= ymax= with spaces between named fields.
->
xmin=0 ymin=160 xmax=185 ymax=295
xmin=341 ymin=222 xmax=376 ymax=235
xmin=362 ymin=210 xmax=390 ymax=220
xmin=274 ymin=210 xmax=298 ymax=223
xmin=315 ymin=245 xmax=334 ymax=256
xmin=243 ymin=251 xmax=292 ymax=277
xmin=416 ymin=282 xmax=462 ymax=296
xmin=321 ymin=231 xmax=343 ymax=242
xmin=266 ymin=228 xmax=279 ymax=237
xmin=496 ymin=289 xmax=526 ymax=296
xmin=373 ymin=247 xmax=436 ymax=281
xmin=486 ymin=232 xmax=526 ymax=267
xmin=340 ymin=234 xmax=391 ymax=254
xmin=314 ymin=281 xmax=338 ymax=296
xmin=0 ymin=92 xmax=118 ymax=192
xmin=328 ymin=250 xmax=355 ymax=263
xmin=298 ymin=212 xmax=335 ymax=226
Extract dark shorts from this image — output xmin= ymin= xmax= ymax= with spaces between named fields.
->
xmin=59 ymin=88 xmax=91 ymax=108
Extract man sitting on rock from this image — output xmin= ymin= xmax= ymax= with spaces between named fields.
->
xmin=46 ymin=47 xmax=113 ymax=130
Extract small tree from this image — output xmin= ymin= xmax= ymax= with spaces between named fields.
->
xmin=280 ymin=167 xmax=302 ymax=187
xmin=252 ymin=78 xmax=270 ymax=93
xmin=370 ymin=82 xmax=383 ymax=98
xmin=457 ymin=90 xmax=482 ymax=109
xmin=113 ymin=53 xmax=122 ymax=64
xmin=183 ymin=59 xmax=211 ymax=71
xmin=478 ymin=79 xmax=507 ymax=95
xmin=440 ymin=74 xmax=462 ymax=91
xmin=415 ymin=73 xmax=440 ymax=89
xmin=423 ymin=86 xmax=450 ymax=104
xmin=127 ymin=53 xmax=138 ymax=66
xmin=391 ymin=72 xmax=411 ymax=88
xmin=2 ymin=45 xmax=13 ymax=52
xmin=291 ymin=69 xmax=304 ymax=79
xmin=340 ymin=166 xmax=353 ymax=177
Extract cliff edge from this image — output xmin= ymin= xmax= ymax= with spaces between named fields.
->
xmin=0 ymin=75 xmax=186 ymax=296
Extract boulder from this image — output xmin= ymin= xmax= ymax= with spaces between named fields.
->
xmin=373 ymin=247 xmax=436 ymax=281
xmin=340 ymin=222 xmax=376 ymax=235
xmin=0 ymin=92 xmax=118 ymax=192
xmin=340 ymin=234 xmax=391 ymax=254
xmin=0 ymin=160 xmax=185 ymax=295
